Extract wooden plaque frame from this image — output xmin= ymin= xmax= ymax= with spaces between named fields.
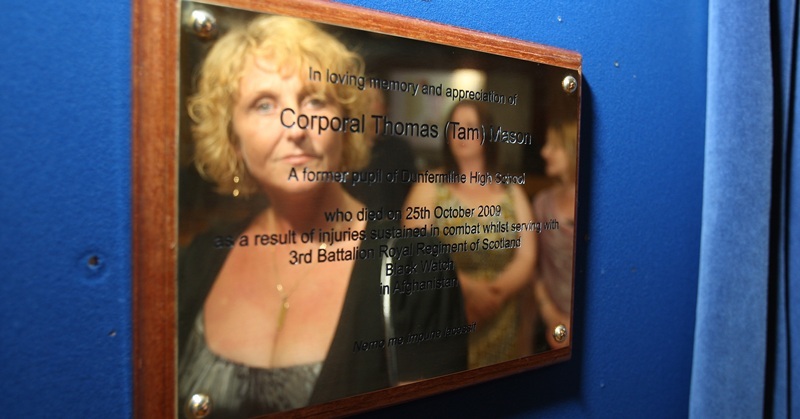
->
xmin=133 ymin=1 xmax=581 ymax=417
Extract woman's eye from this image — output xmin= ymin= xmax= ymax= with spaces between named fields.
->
xmin=303 ymin=96 xmax=327 ymax=109
xmin=254 ymin=100 xmax=276 ymax=113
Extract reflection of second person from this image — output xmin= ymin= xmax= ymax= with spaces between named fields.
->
xmin=532 ymin=119 xmax=577 ymax=349
xmin=403 ymin=101 xmax=535 ymax=368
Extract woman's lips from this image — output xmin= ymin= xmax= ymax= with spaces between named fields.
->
xmin=281 ymin=154 xmax=317 ymax=166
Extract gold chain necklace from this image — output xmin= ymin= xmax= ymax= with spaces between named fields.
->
xmin=275 ymin=282 xmax=291 ymax=330
xmin=272 ymin=241 xmax=331 ymax=330
xmin=266 ymin=208 xmax=344 ymax=331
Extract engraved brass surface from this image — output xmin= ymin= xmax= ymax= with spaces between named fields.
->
xmin=175 ymin=1 xmax=580 ymax=416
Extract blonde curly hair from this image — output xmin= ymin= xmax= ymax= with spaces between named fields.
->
xmin=188 ymin=15 xmax=369 ymax=196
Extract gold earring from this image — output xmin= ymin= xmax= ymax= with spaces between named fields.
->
xmin=232 ymin=174 xmax=241 ymax=197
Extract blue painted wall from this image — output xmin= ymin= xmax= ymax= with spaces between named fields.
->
xmin=0 ymin=0 xmax=706 ymax=417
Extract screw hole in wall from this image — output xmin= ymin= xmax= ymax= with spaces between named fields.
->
xmin=87 ymin=255 xmax=101 ymax=269
xmin=80 ymin=251 xmax=108 ymax=282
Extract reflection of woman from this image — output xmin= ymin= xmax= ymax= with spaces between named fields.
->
xmin=533 ymin=120 xmax=577 ymax=349
xmin=178 ymin=16 xmax=466 ymax=416
xmin=403 ymin=101 xmax=535 ymax=369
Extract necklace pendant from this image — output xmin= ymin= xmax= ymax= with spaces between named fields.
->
xmin=277 ymin=299 xmax=289 ymax=329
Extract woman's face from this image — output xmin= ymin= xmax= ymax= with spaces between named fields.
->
xmin=231 ymin=56 xmax=344 ymax=194
xmin=541 ymin=127 xmax=569 ymax=180
xmin=448 ymin=104 xmax=484 ymax=163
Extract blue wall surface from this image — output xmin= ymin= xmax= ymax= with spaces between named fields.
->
xmin=0 ymin=0 xmax=707 ymax=417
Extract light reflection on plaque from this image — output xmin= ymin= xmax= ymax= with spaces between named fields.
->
xmin=177 ymin=1 xmax=580 ymax=416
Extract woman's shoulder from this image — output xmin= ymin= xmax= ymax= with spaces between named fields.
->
xmin=181 ymin=218 xmax=251 ymax=261
xmin=178 ymin=218 xmax=252 ymax=347
xmin=503 ymin=183 xmax=527 ymax=202
xmin=532 ymin=184 xmax=557 ymax=205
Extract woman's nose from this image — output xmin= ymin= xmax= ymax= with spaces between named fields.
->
xmin=284 ymin=120 xmax=306 ymax=143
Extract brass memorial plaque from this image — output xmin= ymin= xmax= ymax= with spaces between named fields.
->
xmin=137 ymin=0 xmax=580 ymax=416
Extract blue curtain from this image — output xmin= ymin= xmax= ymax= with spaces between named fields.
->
xmin=690 ymin=0 xmax=799 ymax=417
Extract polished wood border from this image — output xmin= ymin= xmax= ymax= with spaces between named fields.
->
xmin=214 ymin=0 xmax=580 ymax=70
xmin=132 ymin=0 xmax=178 ymax=417
xmin=132 ymin=1 xmax=580 ymax=417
